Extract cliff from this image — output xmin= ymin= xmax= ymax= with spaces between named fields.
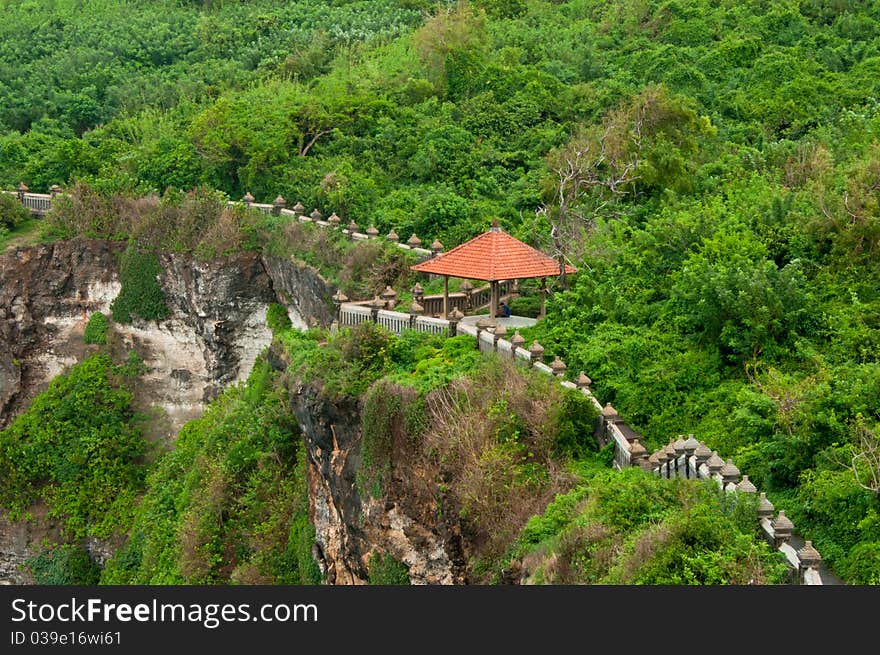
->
xmin=0 ymin=241 xmax=334 ymax=435
xmin=282 ymin=371 xmax=468 ymax=585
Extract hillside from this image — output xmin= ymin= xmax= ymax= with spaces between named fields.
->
xmin=0 ymin=0 xmax=878 ymax=584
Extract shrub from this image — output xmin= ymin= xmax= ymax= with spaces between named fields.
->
xmin=508 ymin=295 xmax=543 ymax=318
xmin=0 ymin=353 xmax=147 ymax=538
xmin=367 ymin=551 xmax=410 ymax=585
xmin=0 ymin=193 xmax=30 ymax=230
xmin=83 ymin=312 xmax=109 ymax=345
xmin=110 ymin=243 xmax=170 ymax=324
xmin=266 ymin=303 xmax=292 ymax=333
xmin=24 ymin=545 xmax=100 ymax=585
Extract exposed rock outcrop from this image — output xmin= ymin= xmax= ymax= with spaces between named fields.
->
xmin=260 ymin=254 xmax=335 ymax=329
xmin=0 ymin=240 xmax=314 ymax=434
xmin=280 ymin=359 xmax=467 ymax=586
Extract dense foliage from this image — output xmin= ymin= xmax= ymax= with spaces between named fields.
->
xmin=2 ymin=0 xmax=878 ymax=583
xmin=101 ymin=358 xmax=320 ymax=584
xmin=110 ymin=244 xmax=170 ymax=324
xmin=509 ymin=467 xmax=790 ymax=584
xmin=83 ymin=311 xmax=109 ymax=345
xmin=24 ymin=545 xmax=101 ymax=585
xmin=0 ymin=353 xmax=147 ymax=539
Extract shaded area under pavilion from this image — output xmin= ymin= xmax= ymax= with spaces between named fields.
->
xmin=410 ymin=220 xmax=577 ymax=321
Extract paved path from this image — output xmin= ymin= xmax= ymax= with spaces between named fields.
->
xmin=459 ymin=314 xmax=537 ymax=330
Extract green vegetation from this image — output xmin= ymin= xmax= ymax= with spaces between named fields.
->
xmin=266 ymin=303 xmax=292 ymax=333
xmin=509 ymin=468 xmax=790 ymax=584
xmin=0 ymin=193 xmax=29 ymax=231
xmin=0 ymin=353 xmax=147 ymax=539
xmin=83 ymin=311 xmax=109 ymax=345
xmin=1 ymin=0 xmax=878 ymax=584
xmin=110 ymin=243 xmax=169 ymax=323
xmin=280 ymin=323 xmax=599 ymax=572
xmin=24 ymin=545 xmax=101 ymax=585
xmin=367 ymin=551 xmax=410 ymax=585
xmin=101 ymin=358 xmax=321 ymax=584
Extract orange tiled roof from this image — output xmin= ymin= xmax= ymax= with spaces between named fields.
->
xmin=410 ymin=225 xmax=577 ymax=281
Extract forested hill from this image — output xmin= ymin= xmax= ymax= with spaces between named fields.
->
xmin=1 ymin=0 xmax=879 ymax=584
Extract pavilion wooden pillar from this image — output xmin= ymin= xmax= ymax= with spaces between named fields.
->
xmin=443 ymin=275 xmax=449 ymax=318
xmin=540 ymin=277 xmax=547 ymax=318
xmin=490 ymin=280 xmax=498 ymax=320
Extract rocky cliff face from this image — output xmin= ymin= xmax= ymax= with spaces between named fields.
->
xmin=0 ymin=239 xmax=338 ymax=583
xmin=1 ymin=238 xmax=462 ymax=586
xmin=0 ymin=240 xmax=331 ymax=435
xmin=261 ymin=255 xmax=334 ymax=329
xmin=276 ymin=354 xmax=467 ymax=586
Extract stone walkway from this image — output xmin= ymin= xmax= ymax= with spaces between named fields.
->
xmin=459 ymin=314 xmax=537 ymax=330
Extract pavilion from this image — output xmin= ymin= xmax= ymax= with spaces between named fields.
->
xmin=410 ymin=220 xmax=577 ymax=320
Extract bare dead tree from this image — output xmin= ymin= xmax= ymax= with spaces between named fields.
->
xmin=852 ymin=422 xmax=880 ymax=495
xmin=535 ymin=112 xmax=643 ymax=288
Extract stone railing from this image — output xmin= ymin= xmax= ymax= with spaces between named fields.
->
xmin=234 ymin=195 xmax=437 ymax=261
xmin=2 ymin=184 xmax=64 ymax=216
xmin=333 ymin=297 xmax=829 ymax=585
xmin=610 ymin=430 xmax=830 ymax=585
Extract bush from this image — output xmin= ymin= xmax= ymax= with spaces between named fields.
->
xmin=367 ymin=552 xmax=410 ymax=585
xmin=266 ymin=303 xmax=292 ymax=333
xmin=0 ymin=353 xmax=147 ymax=539
xmin=508 ymin=295 xmax=543 ymax=318
xmin=83 ymin=312 xmax=109 ymax=345
xmin=24 ymin=545 xmax=100 ymax=585
xmin=0 ymin=193 xmax=30 ymax=230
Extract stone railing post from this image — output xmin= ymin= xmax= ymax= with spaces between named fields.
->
xmin=387 ymin=229 xmax=399 ymax=243
xmin=50 ymin=184 xmax=61 ymax=200
xmin=661 ymin=440 xmax=675 ymax=478
xmin=735 ymin=475 xmax=756 ymax=493
xmin=510 ymin=331 xmax=524 ymax=359
xmin=272 ymin=195 xmax=286 ymax=215
xmin=448 ymin=308 xmax=463 ymax=337
xmin=369 ymin=297 xmax=384 ymax=323
xmin=291 ymin=201 xmax=305 ymax=217
xmin=407 ymin=233 xmax=421 ymax=249
xmin=242 ymin=191 xmax=254 ymax=206
xmin=310 ymin=208 xmax=323 ymax=222
xmin=380 ymin=285 xmax=397 ymax=310
xmin=682 ymin=434 xmax=699 ymax=478
xmin=17 ymin=182 xmax=28 ymax=204
xmin=673 ymin=435 xmax=687 ymax=478
xmin=656 ymin=448 xmax=670 ymax=478
xmin=550 ymin=356 xmax=566 ymax=377
xmin=771 ymin=511 xmax=794 ymax=549
xmin=720 ymin=459 xmax=741 ymax=491
xmin=707 ymin=451 xmax=724 ymax=482
xmin=629 ymin=438 xmax=647 ymax=469
xmin=332 ymin=291 xmax=348 ymax=327
xmin=694 ymin=442 xmax=712 ymax=477
xmin=492 ymin=323 xmax=506 ymax=349
xmin=328 ymin=213 xmax=341 ymax=228
xmin=431 ymin=239 xmax=444 ymax=257
xmin=528 ymin=341 xmax=544 ymax=366
xmin=409 ymin=301 xmax=424 ymax=329
xmin=797 ymin=541 xmax=821 ymax=583
xmin=366 ymin=225 xmax=379 ymax=239
xmin=348 ymin=220 xmax=359 ymax=240
xmin=576 ymin=371 xmax=592 ymax=392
